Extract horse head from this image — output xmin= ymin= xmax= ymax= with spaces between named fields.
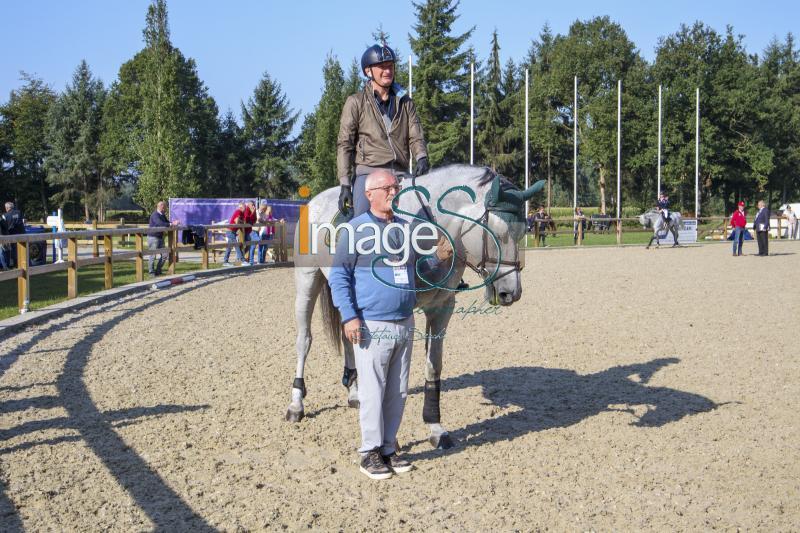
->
xmin=460 ymin=175 xmax=544 ymax=306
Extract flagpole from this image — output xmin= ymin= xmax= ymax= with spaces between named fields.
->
xmin=525 ymin=69 xmax=530 ymax=217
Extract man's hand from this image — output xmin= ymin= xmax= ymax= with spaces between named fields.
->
xmin=343 ymin=318 xmax=363 ymax=344
xmin=414 ymin=156 xmax=429 ymax=177
xmin=338 ymin=185 xmax=353 ymax=215
xmin=435 ymin=235 xmax=454 ymax=261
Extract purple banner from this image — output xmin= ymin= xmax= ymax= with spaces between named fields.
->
xmin=168 ymin=197 xmax=308 ymax=242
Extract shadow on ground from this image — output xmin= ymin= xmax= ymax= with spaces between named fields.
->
xmin=404 ymin=357 xmax=723 ymax=461
xmin=0 ymin=275 xmax=252 ymax=532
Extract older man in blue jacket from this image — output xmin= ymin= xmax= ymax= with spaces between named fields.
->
xmin=328 ymin=169 xmax=451 ymax=480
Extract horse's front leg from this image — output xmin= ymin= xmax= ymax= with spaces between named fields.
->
xmin=342 ymin=340 xmax=359 ymax=408
xmin=423 ymin=298 xmax=456 ymax=449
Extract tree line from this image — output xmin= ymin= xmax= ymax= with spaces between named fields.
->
xmin=1 ymin=0 xmax=798 ymax=222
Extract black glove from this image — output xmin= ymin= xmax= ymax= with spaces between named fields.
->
xmin=338 ymin=185 xmax=353 ymax=215
xmin=414 ymin=156 xmax=429 ymax=177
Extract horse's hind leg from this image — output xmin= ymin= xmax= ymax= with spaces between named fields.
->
xmin=287 ymin=267 xmax=325 ymax=422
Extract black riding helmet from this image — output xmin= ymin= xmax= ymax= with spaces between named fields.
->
xmin=361 ymin=44 xmax=396 ymax=76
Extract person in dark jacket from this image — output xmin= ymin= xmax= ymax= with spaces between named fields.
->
xmin=148 ymin=201 xmax=178 ymax=276
xmin=336 ymin=44 xmax=429 ymax=218
xmin=2 ymin=202 xmax=26 ymax=268
xmin=753 ymin=200 xmax=770 ymax=256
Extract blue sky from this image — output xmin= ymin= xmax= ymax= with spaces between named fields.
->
xmin=2 ymin=0 xmax=797 ymax=124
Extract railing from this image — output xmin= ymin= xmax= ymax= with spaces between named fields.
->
xmin=0 ymin=222 xmax=288 ymax=314
xmin=525 ymin=216 xmax=749 ymax=247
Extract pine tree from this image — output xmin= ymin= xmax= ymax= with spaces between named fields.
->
xmin=409 ymin=0 xmax=474 ymax=165
xmin=45 ymin=60 xmax=108 ymax=221
xmin=241 ymin=71 xmax=299 ymax=198
xmin=0 ymin=74 xmax=56 ymax=219
xmin=136 ymin=0 xmax=199 ymax=210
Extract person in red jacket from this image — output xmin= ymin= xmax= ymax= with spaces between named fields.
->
xmin=223 ymin=202 xmax=248 ymax=266
xmin=730 ymin=201 xmax=747 ymax=256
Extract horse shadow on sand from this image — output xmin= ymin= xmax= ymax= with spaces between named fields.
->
xmin=0 ymin=274 xmax=256 ymax=532
xmin=405 ymin=357 xmax=723 ymax=461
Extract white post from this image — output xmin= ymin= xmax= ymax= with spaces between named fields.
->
xmin=695 ymin=87 xmax=700 ymax=218
xmin=470 ymin=62 xmax=474 ymax=165
xmin=617 ymin=79 xmax=622 ymax=221
xmin=657 ymin=84 xmax=662 ymax=198
xmin=573 ymin=75 xmax=578 ymax=210
xmin=409 ymin=55 xmax=413 ymax=174
xmin=525 ymin=69 xmax=530 ymax=217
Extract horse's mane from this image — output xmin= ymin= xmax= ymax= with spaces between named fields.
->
xmin=422 ymin=163 xmax=498 ymax=189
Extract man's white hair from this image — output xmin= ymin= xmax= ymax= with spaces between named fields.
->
xmin=5 ymin=202 xmax=13 ymax=210
xmin=364 ymin=169 xmax=396 ymax=191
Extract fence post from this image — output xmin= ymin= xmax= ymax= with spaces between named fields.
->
xmin=168 ymin=229 xmax=176 ymax=275
xmin=533 ymin=223 xmax=540 ymax=248
xmin=723 ymin=218 xmax=729 ymax=240
xmin=777 ymin=217 xmax=782 ymax=239
xmin=135 ymin=233 xmax=144 ymax=282
xmin=103 ymin=235 xmax=113 ymax=290
xmin=616 ymin=218 xmax=622 ymax=245
xmin=578 ymin=218 xmax=584 ymax=246
xmin=280 ymin=222 xmax=287 ymax=262
xmin=201 ymin=227 xmax=209 ymax=270
xmin=68 ymin=237 xmax=78 ymax=299
xmin=17 ymin=241 xmax=30 ymax=313
xmin=92 ymin=220 xmax=99 ymax=257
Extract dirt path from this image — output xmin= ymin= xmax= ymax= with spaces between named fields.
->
xmin=1 ymin=242 xmax=798 ymax=531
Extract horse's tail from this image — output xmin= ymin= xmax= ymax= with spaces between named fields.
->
xmin=320 ymin=280 xmax=342 ymax=357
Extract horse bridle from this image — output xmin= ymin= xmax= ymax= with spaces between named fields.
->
xmin=461 ymin=209 xmax=524 ymax=283
xmin=403 ymin=173 xmax=524 ymax=285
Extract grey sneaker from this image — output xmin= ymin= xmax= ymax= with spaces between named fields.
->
xmin=382 ymin=453 xmax=413 ymax=473
xmin=360 ymin=450 xmax=392 ymax=480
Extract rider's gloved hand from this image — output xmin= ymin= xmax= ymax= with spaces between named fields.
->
xmin=338 ymin=185 xmax=353 ymax=215
xmin=414 ymin=156 xmax=429 ymax=177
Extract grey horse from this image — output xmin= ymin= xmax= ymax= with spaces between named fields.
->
xmin=286 ymin=165 xmax=543 ymax=449
xmin=639 ymin=209 xmax=682 ymax=249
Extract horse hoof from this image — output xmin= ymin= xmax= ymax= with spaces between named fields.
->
xmin=348 ymin=399 xmax=360 ymax=409
xmin=429 ymin=433 xmax=454 ymax=449
xmin=285 ymin=408 xmax=304 ymax=423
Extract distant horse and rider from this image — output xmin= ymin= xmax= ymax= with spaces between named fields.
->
xmin=640 ymin=193 xmax=683 ymax=249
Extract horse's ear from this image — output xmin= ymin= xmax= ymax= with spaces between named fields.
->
xmin=521 ymin=180 xmax=546 ymax=201
xmin=485 ymin=175 xmax=502 ymax=208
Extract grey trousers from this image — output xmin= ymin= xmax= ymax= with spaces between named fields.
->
xmin=354 ymin=316 xmax=414 ymax=455
xmin=147 ymin=236 xmax=165 ymax=274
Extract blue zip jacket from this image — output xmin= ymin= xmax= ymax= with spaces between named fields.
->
xmin=328 ymin=211 xmax=445 ymax=324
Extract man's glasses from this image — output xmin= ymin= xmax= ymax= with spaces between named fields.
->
xmin=367 ymin=183 xmax=401 ymax=194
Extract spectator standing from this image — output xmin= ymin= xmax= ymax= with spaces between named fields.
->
xmin=2 ymin=202 xmax=26 ymax=268
xmin=754 ymin=200 xmax=770 ymax=256
xmin=573 ymin=207 xmax=586 ymax=245
xmin=148 ymin=201 xmax=178 ymax=276
xmin=223 ymin=202 xmax=248 ymax=266
xmin=243 ymin=200 xmax=259 ymax=265
xmin=730 ymin=201 xmax=747 ymax=256
xmin=0 ymin=208 xmax=7 ymax=271
xmin=533 ymin=206 xmax=548 ymax=247
xmin=783 ymin=206 xmax=797 ymax=240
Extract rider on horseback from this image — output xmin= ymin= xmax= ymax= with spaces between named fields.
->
xmin=657 ymin=193 xmax=671 ymax=225
xmin=337 ymin=43 xmax=429 ymax=218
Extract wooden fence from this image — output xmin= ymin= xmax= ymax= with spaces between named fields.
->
xmin=0 ymin=222 xmax=288 ymax=314
xmin=526 ymin=215 xmax=738 ymax=247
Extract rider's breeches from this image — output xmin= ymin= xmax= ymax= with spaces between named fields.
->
xmin=352 ymin=174 xmax=369 ymax=217
xmin=353 ymin=316 xmax=413 ymax=456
